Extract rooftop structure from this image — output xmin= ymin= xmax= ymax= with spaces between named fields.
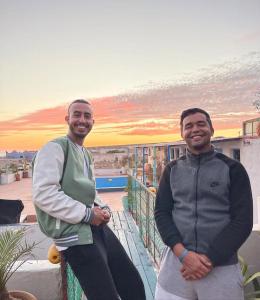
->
xmin=243 ymin=116 xmax=260 ymax=137
xmin=6 ymin=151 xmax=36 ymax=161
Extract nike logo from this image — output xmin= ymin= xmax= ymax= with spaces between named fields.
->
xmin=210 ymin=181 xmax=220 ymax=187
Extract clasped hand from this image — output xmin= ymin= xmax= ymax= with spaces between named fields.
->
xmin=90 ymin=207 xmax=111 ymax=226
xmin=181 ymin=251 xmax=212 ymax=281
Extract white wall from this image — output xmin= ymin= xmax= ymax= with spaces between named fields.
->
xmin=7 ymin=260 xmax=61 ymax=300
xmin=0 ymin=173 xmax=15 ymax=184
xmin=241 ymin=138 xmax=260 ymax=225
xmin=213 ymin=140 xmax=242 ymax=157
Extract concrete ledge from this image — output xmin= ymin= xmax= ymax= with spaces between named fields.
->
xmin=7 ymin=260 xmax=62 ymax=300
xmin=1 ymin=224 xmax=62 ymax=300
xmin=0 ymin=173 xmax=15 ymax=184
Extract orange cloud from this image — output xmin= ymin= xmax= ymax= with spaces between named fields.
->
xmin=1 ymin=52 xmax=260 ymax=150
xmin=0 ymin=105 xmax=66 ymax=131
xmin=121 ymin=128 xmax=176 ymax=136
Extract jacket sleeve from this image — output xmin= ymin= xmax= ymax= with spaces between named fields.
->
xmin=32 ymin=142 xmax=87 ymax=224
xmin=206 ymin=161 xmax=253 ymax=265
xmin=154 ymin=162 xmax=182 ymax=248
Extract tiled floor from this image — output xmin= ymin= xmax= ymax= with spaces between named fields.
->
xmin=0 ymin=178 xmax=35 ymax=216
xmin=0 ymin=178 xmax=125 ymax=216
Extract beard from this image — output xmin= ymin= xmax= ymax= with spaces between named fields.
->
xmin=188 ymin=143 xmax=212 ymax=154
xmin=186 ymin=136 xmax=211 ymax=152
xmin=69 ymin=124 xmax=90 ymax=139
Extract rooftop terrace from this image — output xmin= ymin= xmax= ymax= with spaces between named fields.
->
xmin=0 ymin=178 xmax=157 ymax=300
xmin=0 ymin=178 xmax=126 ymax=215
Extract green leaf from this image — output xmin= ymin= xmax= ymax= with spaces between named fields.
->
xmin=245 ymin=273 xmax=260 ymax=286
xmin=246 ymin=290 xmax=260 ymax=298
xmin=0 ymin=228 xmax=37 ymax=292
xmin=239 ymin=255 xmax=248 ymax=277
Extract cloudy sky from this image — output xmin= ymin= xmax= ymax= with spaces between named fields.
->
xmin=1 ymin=0 xmax=260 ymax=150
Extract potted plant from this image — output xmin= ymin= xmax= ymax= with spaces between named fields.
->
xmin=22 ymin=161 xmax=29 ymax=179
xmin=8 ymin=164 xmax=20 ymax=182
xmin=239 ymin=255 xmax=260 ymax=300
xmin=15 ymin=172 xmax=21 ymax=182
xmin=0 ymin=228 xmax=37 ymax=300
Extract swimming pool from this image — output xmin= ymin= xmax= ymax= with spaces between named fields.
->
xmin=95 ymin=176 xmax=128 ymax=190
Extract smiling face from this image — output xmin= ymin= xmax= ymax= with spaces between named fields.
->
xmin=181 ymin=112 xmax=214 ymax=155
xmin=65 ymin=102 xmax=94 ymax=145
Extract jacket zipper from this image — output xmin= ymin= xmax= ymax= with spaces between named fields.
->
xmin=195 ymin=156 xmax=201 ymax=252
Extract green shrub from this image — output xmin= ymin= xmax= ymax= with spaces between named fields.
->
xmin=239 ymin=255 xmax=260 ymax=300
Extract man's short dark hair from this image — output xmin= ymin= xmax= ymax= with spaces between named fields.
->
xmin=180 ymin=108 xmax=213 ymax=130
xmin=68 ymin=99 xmax=90 ymax=113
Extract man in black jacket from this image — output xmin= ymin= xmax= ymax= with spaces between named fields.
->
xmin=154 ymin=108 xmax=253 ymax=300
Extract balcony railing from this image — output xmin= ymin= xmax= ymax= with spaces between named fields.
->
xmin=127 ymin=175 xmax=164 ymax=268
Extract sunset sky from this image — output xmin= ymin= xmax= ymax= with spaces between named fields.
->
xmin=1 ymin=0 xmax=260 ymax=151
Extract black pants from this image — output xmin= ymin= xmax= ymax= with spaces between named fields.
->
xmin=63 ymin=225 xmax=146 ymax=300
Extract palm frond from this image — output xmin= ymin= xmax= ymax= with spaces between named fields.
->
xmin=244 ymin=273 xmax=260 ymax=286
xmin=245 ymin=290 xmax=260 ymax=299
xmin=0 ymin=228 xmax=37 ymax=292
xmin=239 ymin=255 xmax=248 ymax=277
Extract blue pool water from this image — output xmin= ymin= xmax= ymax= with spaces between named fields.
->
xmin=96 ymin=176 xmax=128 ymax=190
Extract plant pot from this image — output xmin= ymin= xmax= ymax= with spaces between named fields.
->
xmin=22 ymin=171 xmax=29 ymax=178
xmin=15 ymin=174 xmax=21 ymax=181
xmin=9 ymin=290 xmax=37 ymax=300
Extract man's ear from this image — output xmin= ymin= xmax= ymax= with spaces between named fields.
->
xmin=65 ymin=115 xmax=69 ymax=124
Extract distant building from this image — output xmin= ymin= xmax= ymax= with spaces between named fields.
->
xmin=243 ymin=117 xmax=260 ymax=137
xmin=166 ymin=137 xmax=242 ymax=162
xmin=6 ymin=151 xmax=36 ymax=161
xmin=241 ymin=116 xmax=260 ymax=225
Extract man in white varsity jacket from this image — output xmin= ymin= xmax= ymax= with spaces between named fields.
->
xmin=154 ymin=108 xmax=253 ymax=300
xmin=33 ymin=99 xmax=145 ymax=300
